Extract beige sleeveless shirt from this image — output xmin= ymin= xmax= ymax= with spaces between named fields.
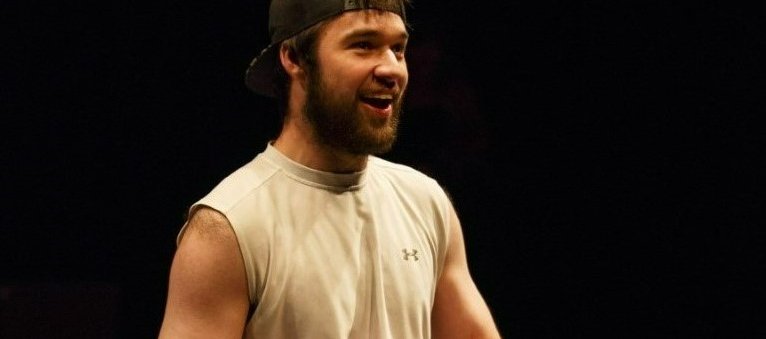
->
xmin=179 ymin=143 xmax=451 ymax=338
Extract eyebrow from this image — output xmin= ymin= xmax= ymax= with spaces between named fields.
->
xmin=343 ymin=29 xmax=409 ymax=41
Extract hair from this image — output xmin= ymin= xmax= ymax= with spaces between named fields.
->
xmin=271 ymin=0 xmax=412 ymax=114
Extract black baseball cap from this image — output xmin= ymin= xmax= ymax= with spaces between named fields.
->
xmin=244 ymin=0 xmax=408 ymax=97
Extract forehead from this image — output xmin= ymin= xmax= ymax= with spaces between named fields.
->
xmin=320 ymin=9 xmax=408 ymax=41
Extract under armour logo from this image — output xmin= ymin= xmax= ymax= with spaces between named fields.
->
xmin=402 ymin=248 xmax=419 ymax=261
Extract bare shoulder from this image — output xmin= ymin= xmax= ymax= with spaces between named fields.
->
xmin=159 ymin=206 xmax=249 ymax=338
xmin=181 ymin=206 xmax=236 ymax=243
xmin=431 ymin=203 xmax=502 ymax=338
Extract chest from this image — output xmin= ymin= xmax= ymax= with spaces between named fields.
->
xmin=252 ymin=188 xmax=439 ymax=331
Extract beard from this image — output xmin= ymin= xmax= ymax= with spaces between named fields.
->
xmin=303 ymin=66 xmax=403 ymax=156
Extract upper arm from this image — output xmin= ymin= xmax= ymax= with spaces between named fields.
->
xmin=158 ymin=207 xmax=250 ymax=339
xmin=432 ymin=204 xmax=502 ymax=339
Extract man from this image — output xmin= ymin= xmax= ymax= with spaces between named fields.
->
xmin=158 ymin=0 xmax=502 ymax=338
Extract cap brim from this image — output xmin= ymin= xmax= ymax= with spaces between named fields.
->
xmin=245 ymin=43 xmax=280 ymax=98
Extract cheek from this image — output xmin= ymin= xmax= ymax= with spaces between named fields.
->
xmin=323 ymin=66 xmax=368 ymax=95
xmin=401 ymin=62 xmax=410 ymax=89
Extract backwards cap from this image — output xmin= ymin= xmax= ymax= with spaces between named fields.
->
xmin=245 ymin=0 xmax=408 ymax=97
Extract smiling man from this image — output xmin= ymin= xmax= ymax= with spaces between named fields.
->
xmin=158 ymin=0 xmax=502 ymax=338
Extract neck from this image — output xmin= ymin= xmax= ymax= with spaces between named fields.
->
xmin=272 ymin=114 xmax=368 ymax=174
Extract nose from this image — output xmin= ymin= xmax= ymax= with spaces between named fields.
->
xmin=373 ymin=49 xmax=407 ymax=90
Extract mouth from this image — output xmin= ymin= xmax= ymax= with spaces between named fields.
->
xmin=360 ymin=94 xmax=394 ymax=110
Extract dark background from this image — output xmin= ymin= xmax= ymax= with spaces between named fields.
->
xmin=2 ymin=1 xmax=763 ymax=338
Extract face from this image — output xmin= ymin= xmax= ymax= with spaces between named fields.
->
xmin=303 ymin=10 xmax=409 ymax=156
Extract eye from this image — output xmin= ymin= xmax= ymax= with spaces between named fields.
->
xmin=392 ymin=43 xmax=406 ymax=57
xmin=352 ymin=41 xmax=373 ymax=50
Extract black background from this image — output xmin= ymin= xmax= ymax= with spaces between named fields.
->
xmin=2 ymin=1 xmax=763 ymax=338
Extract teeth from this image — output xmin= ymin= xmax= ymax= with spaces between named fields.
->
xmin=365 ymin=94 xmax=393 ymax=100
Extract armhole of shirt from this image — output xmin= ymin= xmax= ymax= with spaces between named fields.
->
xmin=175 ymin=203 xmax=205 ymax=246
xmin=435 ymin=182 xmax=454 ymax=282
xmin=175 ymin=201 xmax=259 ymax=309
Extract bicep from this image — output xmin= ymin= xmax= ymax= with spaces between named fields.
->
xmin=432 ymin=204 xmax=501 ymax=339
xmin=159 ymin=207 xmax=250 ymax=339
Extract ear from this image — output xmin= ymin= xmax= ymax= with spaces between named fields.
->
xmin=279 ymin=43 xmax=305 ymax=81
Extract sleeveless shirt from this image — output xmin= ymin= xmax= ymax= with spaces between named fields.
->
xmin=178 ymin=143 xmax=451 ymax=338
